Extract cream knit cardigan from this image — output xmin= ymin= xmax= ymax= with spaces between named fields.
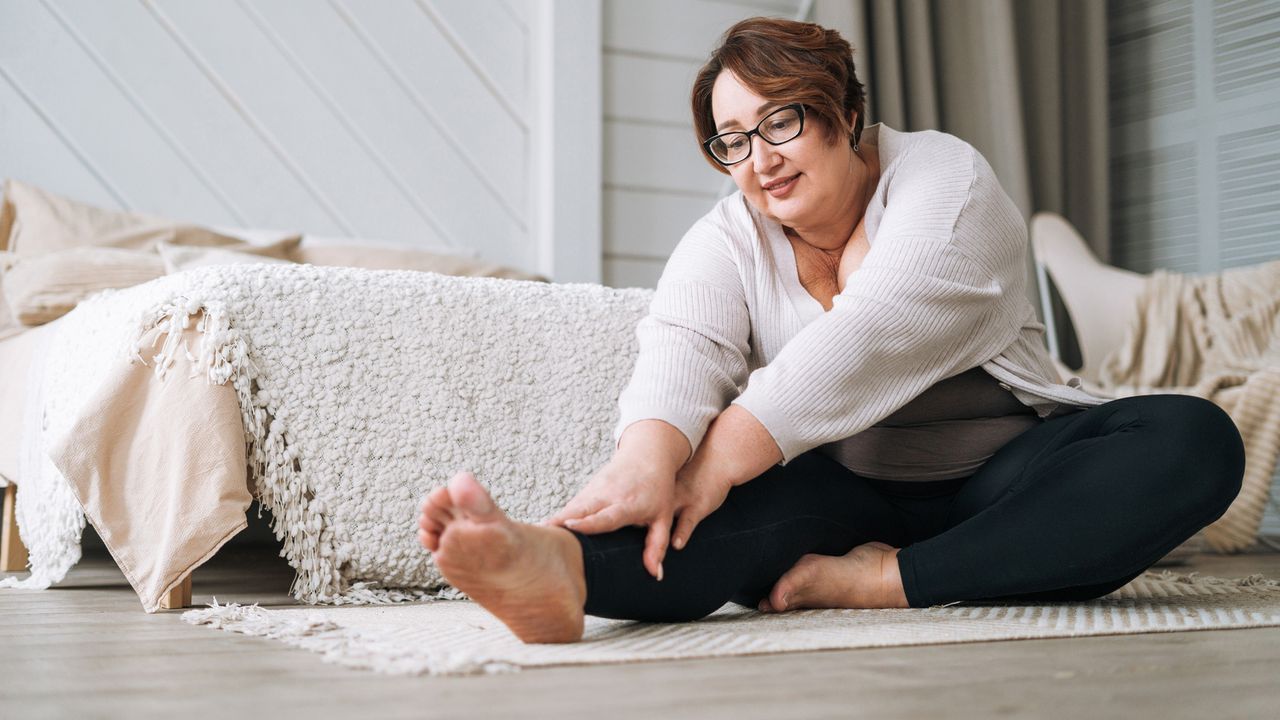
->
xmin=615 ymin=124 xmax=1109 ymax=466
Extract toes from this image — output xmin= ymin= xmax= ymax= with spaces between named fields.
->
xmin=767 ymin=554 xmax=824 ymax=611
xmin=423 ymin=500 xmax=452 ymax=530
xmin=423 ymin=485 xmax=453 ymax=513
xmin=447 ymin=471 xmax=501 ymax=520
xmin=418 ymin=527 xmax=441 ymax=552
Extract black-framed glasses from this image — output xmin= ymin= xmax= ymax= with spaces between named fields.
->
xmin=703 ymin=103 xmax=806 ymax=166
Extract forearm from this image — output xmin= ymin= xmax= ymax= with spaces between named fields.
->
xmin=615 ymin=419 xmax=693 ymax=475
xmin=682 ymin=404 xmax=783 ymax=487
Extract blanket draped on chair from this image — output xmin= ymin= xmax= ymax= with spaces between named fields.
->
xmin=1091 ymin=259 xmax=1280 ymax=552
xmin=4 ymin=264 xmax=652 ymax=608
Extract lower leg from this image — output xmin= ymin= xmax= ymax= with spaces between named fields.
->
xmin=419 ymin=452 xmax=911 ymax=638
xmin=571 ymin=454 xmax=911 ymax=622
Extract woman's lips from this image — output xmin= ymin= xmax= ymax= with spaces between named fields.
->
xmin=764 ymin=174 xmax=799 ymax=198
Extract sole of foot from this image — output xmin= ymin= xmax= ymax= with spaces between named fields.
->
xmin=417 ymin=471 xmax=587 ymax=643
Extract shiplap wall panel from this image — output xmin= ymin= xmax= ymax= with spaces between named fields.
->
xmin=0 ymin=1 xmax=242 ymax=225
xmin=605 ymin=122 xmax=725 ymax=195
xmin=148 ymin=0 xmax=443 ymax=245
xmin=0 ymin=0 xmax=535 ymax=270
xmin=426 ymin=0 xmax=528 ymax=116
xmin=604 ymin=257 xmax=667 ymax=289
xmin=605 ymin=0 xmax=791 ymax=60
xmin=43 ymin=0 xmax=344 ymax=234
xmin=501 ymin=0 xmax=530 ymax=28
xmin=600 ymin=0 xmax=802 ymax=289
xmin=0 ymin=69 xmax=121 ymax=211
xmin=604 ymin=188 xmax=713 ymax=258
xmin=340 ymin=1 xmax=527 ymax=218
xmin=604 ymin=53 xmax=701 ymax=125
xmin=244 ymin=0 xmax=524 ymax=260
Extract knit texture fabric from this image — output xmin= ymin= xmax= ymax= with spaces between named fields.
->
xmin=613 ymin=124 xmax=1108 ymax=468
xmin=4 ymin=264 xmax=651 ymax=602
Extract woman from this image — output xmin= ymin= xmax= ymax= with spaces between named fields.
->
xmin=416 ymin=18 xmax=1245 ymax=644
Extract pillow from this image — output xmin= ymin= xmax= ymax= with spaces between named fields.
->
xmin=0 ymin=179 xmax=303 ymax=325
xmin=0 ymin=251 xmax=18 ymax=340
xmin=1 ymin=179 xmax=246 ymax=257
xmin=2 ymin=247 xmax=165 ymax=326
xmin=291 ymin=244 xmax=548 ymax=282
xmin=157 ymin=235 xmax=301 ymax=274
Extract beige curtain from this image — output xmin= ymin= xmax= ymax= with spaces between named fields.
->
xmin=813 ymin=0 xmax=1108 ymax=365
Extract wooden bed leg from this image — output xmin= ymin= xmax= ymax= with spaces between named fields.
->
xmin=2 ymin=484 xmax=29 ymax=573
xmin=160 ymin=574 xmax=193 ymax=610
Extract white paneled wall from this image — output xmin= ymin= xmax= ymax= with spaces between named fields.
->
xmin=0 ymin=0 xmax=542 ymax=274
xmin=601 ymin=0 xmax=804 ymax=289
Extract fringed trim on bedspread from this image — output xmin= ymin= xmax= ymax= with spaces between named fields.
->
xmin=133 ymin=295 xmax=447 ymax=606
xmin=0 ymin=327 xmax=84 ymax=589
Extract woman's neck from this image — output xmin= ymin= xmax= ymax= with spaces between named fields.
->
xmin=784 ymin=144 xmax=880 ymax=254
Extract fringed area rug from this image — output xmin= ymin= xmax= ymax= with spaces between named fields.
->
xmin=184 ymin=569 xmax=1280 ymax=677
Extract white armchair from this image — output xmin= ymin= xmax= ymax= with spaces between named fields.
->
xmin=1029 ymin=212 xmax=1146 ymax=388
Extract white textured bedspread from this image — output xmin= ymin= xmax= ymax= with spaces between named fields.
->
xmin=4 ymin=264 xmax=653 ymax=608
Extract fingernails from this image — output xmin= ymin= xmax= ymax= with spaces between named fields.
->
xmin=778 ymin=593 xmax=789 ymax=610
xmin=564 ymin=519 xmax=578 ymax=528
xmin=674 ymin=536 xmax=684 ymax=550
xmin=657 ymin=563 xmax=664 ymax=582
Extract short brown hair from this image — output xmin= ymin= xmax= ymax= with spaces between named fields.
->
xmin=691 ymin=17 xmax=866 ymax=174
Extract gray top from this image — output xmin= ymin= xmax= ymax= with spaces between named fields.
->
xmin=821 ymin=367 xmax=1041 ymax=481
xmin=613 ymin=124 xmax=1107 ymax=477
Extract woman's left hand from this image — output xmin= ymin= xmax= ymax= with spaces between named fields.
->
xmin=669 ymin=453 xmax=734 ymax=551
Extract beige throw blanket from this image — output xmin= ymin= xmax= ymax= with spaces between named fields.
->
xmin=1088 ymin=260 xmax=1280 ymax=552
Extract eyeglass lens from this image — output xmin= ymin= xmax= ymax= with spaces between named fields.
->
xmin=708 ymin=106 xmax=803 ymax=164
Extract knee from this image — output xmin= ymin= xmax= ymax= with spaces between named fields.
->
xmin=1143 ymin=395 xmax=1245 ymax=519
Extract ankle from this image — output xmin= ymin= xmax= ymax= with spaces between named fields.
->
xmin=548 ymin=526 xmax=588 ymax=606
xmin=881 ymin=548 xmax=910 ymax=609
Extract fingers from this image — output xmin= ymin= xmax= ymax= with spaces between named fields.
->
xmin=545 ymin=496 xmax=606 ymax=527
xmin=643 ymin=516 xmax=671 ymax=581
xmin=671 ymin=505 xmax=707 ymax=552
xmin=562 ymin=505 xmax=631 ymax=535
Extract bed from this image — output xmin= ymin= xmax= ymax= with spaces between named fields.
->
xmin=0 ymin=179 xmax=643 ymax=613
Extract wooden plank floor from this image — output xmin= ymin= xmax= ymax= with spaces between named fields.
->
xmin=4 ymin=543 xmax=1280 ymax=719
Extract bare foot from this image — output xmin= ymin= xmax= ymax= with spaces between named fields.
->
xmin=758 ymin=541 xmax=910 ymax=612
xmin=417 ymin=471 xmax=587 ymax=643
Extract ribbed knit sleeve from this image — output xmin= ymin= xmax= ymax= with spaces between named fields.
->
xmin=732 ymin=137 xmax=1029 ymax=464
xmin=612 ymin=215 xmax=752 ymax=460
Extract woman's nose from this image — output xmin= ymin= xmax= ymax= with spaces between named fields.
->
xmin=751 ymin=135 xmax=782 ymax=174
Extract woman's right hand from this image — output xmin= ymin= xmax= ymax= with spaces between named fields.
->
xmin=543 ymin=456 xmax=677 ymax=581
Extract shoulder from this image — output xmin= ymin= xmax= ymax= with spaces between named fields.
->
xmin=874 ymin=126 xmax=1025 ymax=265
xmin=668 ymin=194 xmax=757 ymax=267
xmin=880 ymin=127 xmax=982 ymax=196
xmin=658 ymin=193 xmax=757 ymax=292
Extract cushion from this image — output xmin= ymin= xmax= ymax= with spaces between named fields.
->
xmin=292 ymin=244 xmax=548 ymax=282
xmin=157 ymin=236 xmax=301 ymax=274
xmin=0 ymin=179 xmax=244 ymax=257
xmin=0 ymin=180 xmax=304 ymax=325
xmin=3 ymin=247 xmax=165 ymax=326
xmin=0 ymin=251 xmax=18 ymax=340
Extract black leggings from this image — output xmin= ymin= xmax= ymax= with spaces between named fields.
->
xmin=570 ymin=394 xmax=1245 ymax=620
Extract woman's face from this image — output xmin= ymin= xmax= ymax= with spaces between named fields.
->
xmin=710 ymin=70 xmax=858 ymax=243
